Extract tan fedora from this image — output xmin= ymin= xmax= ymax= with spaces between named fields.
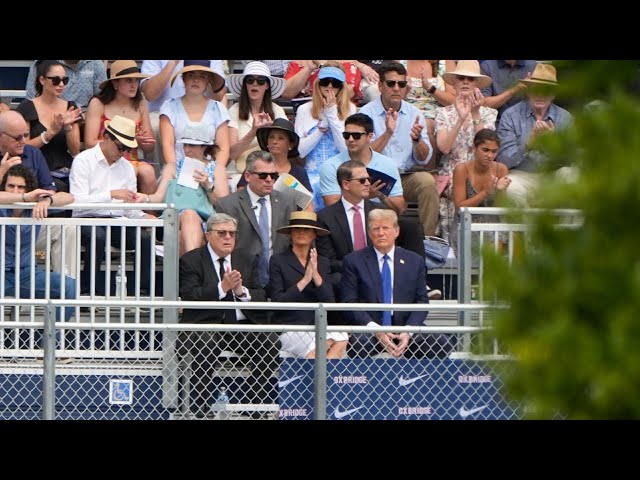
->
xmin=104 ymin=115 xmax=138 ymax=149
xmin=276 ymin=211 xmax=330 ymax=236
xmin=520 ymin=63 xmax=558 ymax=86
xmin=170 ymin=60 xmax=225 ymax=93
xmin=100 ymin=60 xmax=149 ymax=90
xmin=443 ymin=60 xmax=492 ymax=89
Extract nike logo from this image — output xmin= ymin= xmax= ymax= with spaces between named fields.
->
xmin=398 ymin=373 xmax=429 ymax=387
xmin=459 ymin=405 xmax=488 ymax=418
xmin=278 ymin=375 xmax=304 ymax=389
xmin=334 ymin=406 xmax=364 ymax=419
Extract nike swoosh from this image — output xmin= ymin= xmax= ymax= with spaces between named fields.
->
xmin=459 ymin=405 xmax=488 ymax=418
xmin=278 ymin=375 xmax=304 ymax=389
xmin=334 ymin=406 xmax=364 ymax=419
xmin=398 ymin=373 xmax=430 ymax=386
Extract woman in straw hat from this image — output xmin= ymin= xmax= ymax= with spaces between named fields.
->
xmin=226 ymin=61 xmax=288 ymax=189
xmin=17 ymin=60 xmax=83 ymax=192
xmin=85 ymin=60 xmax=157 ymax=194
xmin=160 ymin=60 xmax=231 ymax=197
xmin=434 ymin=60 xmax=498 ymax=245
xmin=268 ymin=211 xmax=348 ymax=359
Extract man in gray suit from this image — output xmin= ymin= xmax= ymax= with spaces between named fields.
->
xmin=215 ymin=150 xmax=299 ymax=287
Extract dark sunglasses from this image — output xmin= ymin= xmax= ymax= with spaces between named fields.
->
xmin=318 ymin=78 xmax=344 ymax=89
xmin=456 ymin=75 xmax=477 ymax=82
xmin=384 ymin=80 xmax=407 ymax=88
xmin=113 ymin=139 xmax=132 ymax=153
xmin=244 ymin=75 xmax=269 ymax=86
xmin=250 ymin=171 xmax=279 ymax=180
xmin=209 ymin=229 xmax=238 ymax=238
xmin=1 ymin=131 xmax=30 ymax=142
xmin=46 ymin=76 xmax=70 ymax=86
xmin=342 ymin=131 xmax=367 ymax=140
xmin=349 ymin=177 xmax=372 ymax=185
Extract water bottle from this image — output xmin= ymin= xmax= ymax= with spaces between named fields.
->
xmin=115 ymin=266 xmax=127 ymax=299
xmin=213 ymin=386 xmax=230 ymax=420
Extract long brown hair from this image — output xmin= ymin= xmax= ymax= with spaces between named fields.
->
xmin=310 ymin=61 xmax=352 ymax=121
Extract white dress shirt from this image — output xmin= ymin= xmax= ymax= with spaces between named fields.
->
xmin=69 ymin=143 xmax=146 ymax=219
xmin=246 ymin=188 xmax=273 ymax=255
xmin=341 ymin=197 xmax=367 ymax=248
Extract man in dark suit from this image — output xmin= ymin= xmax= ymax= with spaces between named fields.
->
xmin=339 ymin=209 xmax=455 ymax=359
xmin=215 ymin=150 xmax=299 ymax=288
xmin=179 ymin=213 xmax=280 ymax=418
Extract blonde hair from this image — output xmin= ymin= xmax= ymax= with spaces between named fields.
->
xmin=311 ymin=61 xmax=352 ymax=121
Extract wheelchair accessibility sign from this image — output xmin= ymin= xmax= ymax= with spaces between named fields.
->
xmin=109 ymin=379 xmax=134 ymax=405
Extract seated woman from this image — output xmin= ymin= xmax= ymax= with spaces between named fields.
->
xmin=238 ymin=118 xmax=313 ymax=210
xmin=84 ymin=60 xmax=157 ymax=194
xmin=268 ymin=211 xmax=348 ymax=359
xmin=143 ymin=123 xmax=221 ymax=256
xmin=452 ymin=128 xmax=511 ymax=252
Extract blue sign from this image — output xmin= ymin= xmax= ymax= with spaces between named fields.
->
xmin=278 ymin=358 xmax=521 ymax=420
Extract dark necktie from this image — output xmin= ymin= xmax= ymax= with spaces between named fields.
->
xmin=257 ymin=197 xmax=270 ymax=287
xmin=218 ymin=257 xmax=233 ymax=300
xmin=352 ymin=204 xmax=366 ymax=251
xmin=381 ymin=254 xmax=392 ymax=326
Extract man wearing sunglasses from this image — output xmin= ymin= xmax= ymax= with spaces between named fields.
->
xmin=178 ymin=212 xmax=279 ymax=418
xmin=215 ymin=150 xmax=299 ymax=288
xmin=359 ymin=61 xmax=440 ymax=238
xmin=0 ymin=110 xmax=78 ymax=279
xmin=70 ymin=115 xmax=155 ymax=296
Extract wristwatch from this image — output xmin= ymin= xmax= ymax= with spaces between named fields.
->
xmin=427 ymin=85 xmax=437 ymax=95
xmin=472 ymin=119 xmax=481 ymax=125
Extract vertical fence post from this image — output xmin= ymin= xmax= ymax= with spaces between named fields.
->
xmin=42 ymin=304 xmax=56 ymax=420
xmin=458 ymin=208 xmax=472 ymax=352
xmin=162 ymin=206 xmax=180 ymax=410
xmin=314 ymin=304 xmax=327 ymax=420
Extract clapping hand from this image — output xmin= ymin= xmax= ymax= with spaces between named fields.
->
xmin=455 ymin=94 xmax=471 ymax=120
xmin=384 ymin=108 xmax=398 ymax=135
xmin=470 ymin=88 xmax=485 ymax=113
xmin=63 ymin=105 xmax=82 ymax=128
xmin=410 ymin=115 xmax=423 ymax=142
xmin=221 ymin=267 xmax=244 ymax=296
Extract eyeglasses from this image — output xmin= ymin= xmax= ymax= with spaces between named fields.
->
xmin=456 ymin=75 xmax=477 ymax=82
xmin=250 ymin=171 xmax=279 ymax=180
xmin=384 ymin=80 xmax=408 ymax=88
xmin=348 ymin=177 xmax=372 ymax=185
xmin=318 ymin=78 xmax=344 ymax=89
xmin=46 ymin=76 xmax=70 ymax=86
xmin=209 ymin=229 xmax=238 ymax=238
xmin=0 ymin=131 xmax=30 ymax=142
xmin=244 ymin=76 xmax=269 ymax=86
xmin=342 ymin=131 xmax=367 ymax=140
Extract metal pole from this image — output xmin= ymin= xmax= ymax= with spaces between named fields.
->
xmin=42 ymin=304 xmax=56 ymax=420
xmin=313 ymin=304 xmax=327 ymax=420
xmin=162 ymin=206 xmax=180 ymax=410
xmin=458 ymin=208 xmax=472 ymax=352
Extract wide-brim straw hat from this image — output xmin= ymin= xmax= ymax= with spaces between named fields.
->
xmin=104 ymin=115 xmax=138 ymax=148
xmin=520 ymin=63 xmax=558 ymax=87
xmin=227 ymin=61 xmax=286 ymax=99
xmin=276 ymin=211 xmax=330 ymax=236
xmin=170 ymin=60 xmax=226 ymax=92
xmin=443 ymin=60 xmax=492 ymax=89
xmin=256 ymin=118 xmax=300 ymax=157
xmin=100 ymin=60 xmax=149 ymax=90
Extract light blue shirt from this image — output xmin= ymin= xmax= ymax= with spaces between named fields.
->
xmin=359 ymin=97 xmax=433 ymax=171
xmin=318 ymin=148 xmax=404 ymax=200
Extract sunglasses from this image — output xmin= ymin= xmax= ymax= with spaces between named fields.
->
xmin=318 ymin=78 xmax=344 ymax=89
xmin=250 ymin=171 xmax=279 ymax=180
xmin=1 ymin=131 xmax=30 ymax=142
xmin=46 ymin=76 xmax=70 ymax=86
xmin=113 ymin=138 xmax=132 ymax=153
xmin=244 ymin=76 xmax=269 ymax=86
xmin=384 ymin=80 xmax=408 ymax=88
xmin=349 ymin=177 xmax=372 ymax=185
xmin=342 ymin=131 xmax=367 ymax=140
xmin=456 ymin=75 xmax=477 ymax=82
xmin=209 ymin=229 xmax=238 ymax=238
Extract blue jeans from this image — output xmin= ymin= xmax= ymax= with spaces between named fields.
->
xmin=5 ymin=266 xmax=76 ymax=321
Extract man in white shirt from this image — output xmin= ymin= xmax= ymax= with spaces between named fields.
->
xmin=69 ymin=116 xmax=155 ymax=296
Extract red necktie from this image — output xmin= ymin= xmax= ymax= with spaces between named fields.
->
xmin=352 ymin=204 xmax=366 ymax=251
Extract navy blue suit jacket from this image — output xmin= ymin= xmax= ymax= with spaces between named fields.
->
xmin=339 ymin=246 xmax=428 ymax=327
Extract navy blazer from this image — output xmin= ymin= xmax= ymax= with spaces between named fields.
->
xmin=267 ymin=249 xmax=334 ymax=325
xmin=179 ymin=247 xmax=269 ymax=324
xmin=338 ymin=246 xmax=428 ymax=327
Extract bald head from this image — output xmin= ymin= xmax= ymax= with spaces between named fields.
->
xmin=0 ymin=110 xmax=29 ymax=156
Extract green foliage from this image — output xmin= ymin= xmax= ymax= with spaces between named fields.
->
xmin=484 ymin=61 xmax=640 ymax=419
